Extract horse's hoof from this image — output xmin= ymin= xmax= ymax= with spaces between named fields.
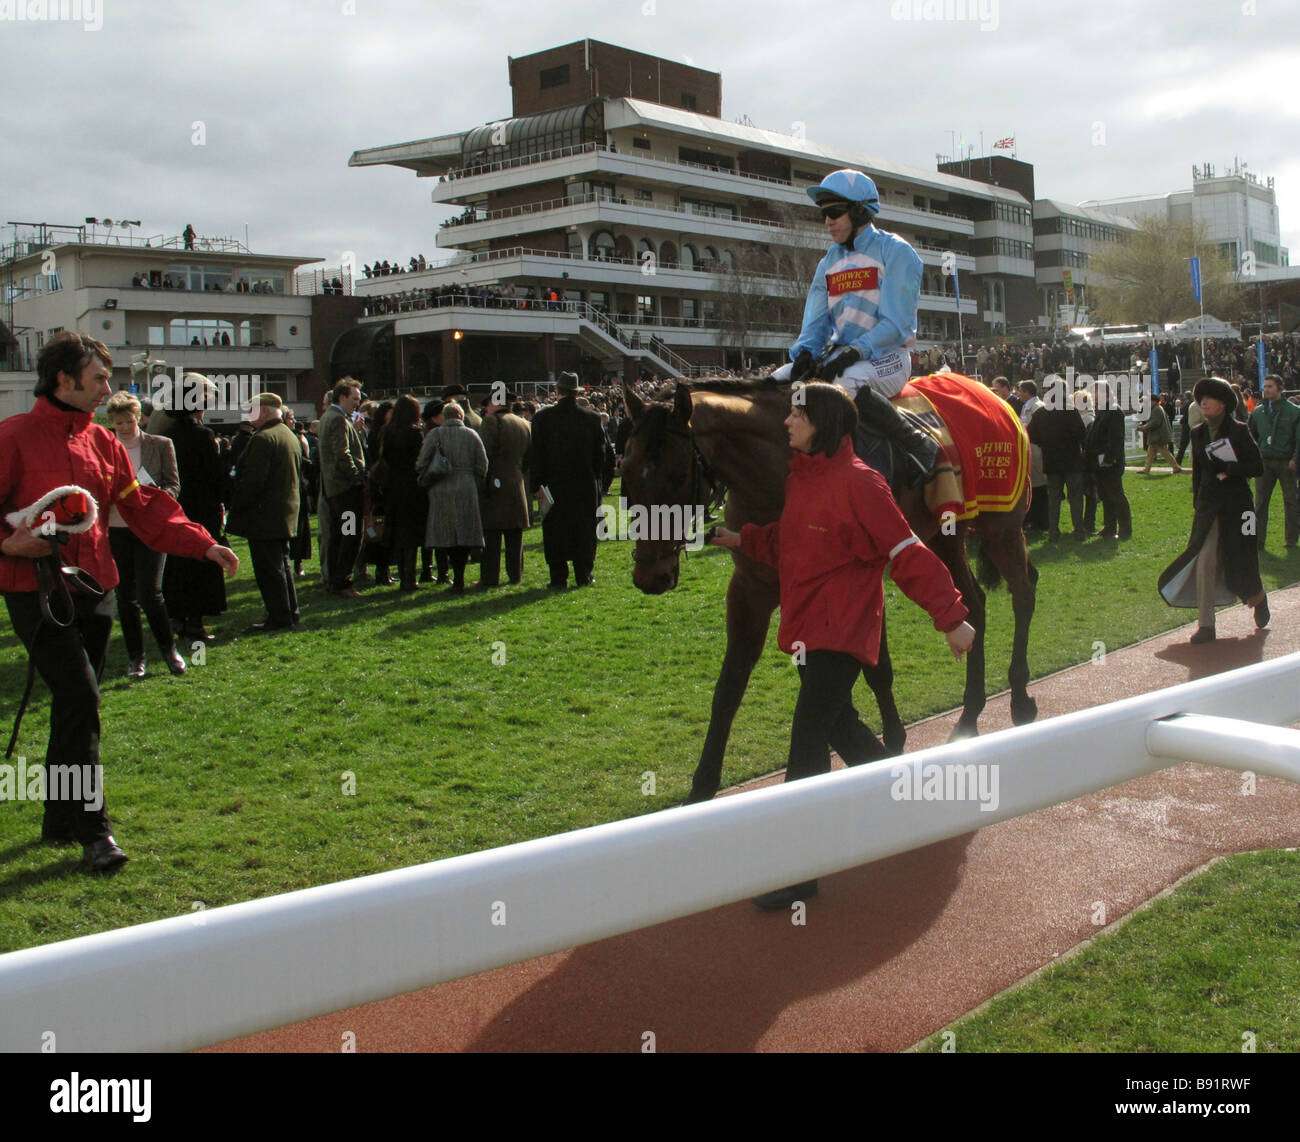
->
xmin=683 ymin=787 xmax=717 ymax=805
xmin=948 ymin=722 xmax=979 ymax=742
xmin=1010 ymin=697 xmax=1038 ymax=725
xmin=882 ymin=729 xmax=907 ymax=756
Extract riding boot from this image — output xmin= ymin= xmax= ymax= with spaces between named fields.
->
xmin=853 ymin=388 xmax=939 ymax=488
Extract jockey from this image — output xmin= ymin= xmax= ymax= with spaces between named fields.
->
xmin=773 ymin=168 xmax=939 ymax=485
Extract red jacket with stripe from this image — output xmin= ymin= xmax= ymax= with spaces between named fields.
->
xmin=0 ymin=397 xmax=216 ymax=594
xmin=738 ymin=437 xmax=968 ymax=666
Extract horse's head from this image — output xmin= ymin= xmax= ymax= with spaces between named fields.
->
xmin=621 ymin=381 xmax=702 ymax=595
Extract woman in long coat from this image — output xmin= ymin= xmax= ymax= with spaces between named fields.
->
xmin=155 ymin=374 xmax=227 ymax=641
xmin=380 ymin=395 xmax=429 ymax=590
xmin=1158 ymin=377 xmax=1269 ymax=643
xmin=417 ymin=401 xmax=488 ymax=594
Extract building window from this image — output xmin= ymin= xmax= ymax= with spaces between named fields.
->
xmin=148 ymin=325 xmax=164 ymax=344
xmin=637 ymin=295 xmax=655 ymax=319
xmin=539 ymin=64 xmax=570 ymax=90
xmin=680 ymin=92 xmax=697 ymax=110
xmin=47 ymin=270 xmax=62 ymax=291
xmin=632 ymin=136 xmax=651 ymax=150
xmin=680 ymin=244 xmax=697 ymax=271
xmin=679 ymin=147 xmax=734 ymax=172
xmin=681 ymin=298 xmax=697 ymax=321
xmin=589 ymin=230 xmax=617 ymax=261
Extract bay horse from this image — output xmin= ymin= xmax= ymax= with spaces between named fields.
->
xmin=620 ymin=374 xmax=1039 ymax=803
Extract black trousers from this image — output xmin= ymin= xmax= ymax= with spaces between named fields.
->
xmin=326 ymin=487 xmax=365 ymax=591
xmin=108 ymin=526 xmax=174 ymax=659
xmin=787 ymin=649 xmax=886 ymax=783
xmin=249 ymin=538 xmax=299 ymax=624
xmin=480 ymin=529 xmax=523 ymax=585
xmin=1094 ymin=464 xmax=1132 ymax=537
xmin=5 ymin=590 xmax=117 ymax=844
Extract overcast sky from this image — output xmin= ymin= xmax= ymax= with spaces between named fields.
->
xmin=3 ymin=0 xmax=1298 ymax=274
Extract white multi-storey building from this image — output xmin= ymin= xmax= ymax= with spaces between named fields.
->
xmin=347 ymin=39 xmax=1035 ymax=390
xmin=1 ymin=221 xmax=326 ymax=421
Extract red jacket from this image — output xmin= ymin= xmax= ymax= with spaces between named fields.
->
xmin=739 ymin=437 xmax=967 ymax=665
xmin=0 ymin=397 xmax=216 ymax=594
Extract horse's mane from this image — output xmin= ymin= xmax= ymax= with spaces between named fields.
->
xmin=632 ymin=402 xmax=676 ymax=460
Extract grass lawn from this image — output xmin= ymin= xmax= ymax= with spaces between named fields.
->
xmin=1 ymin=471 xmax=1297 ymax=955
xmin=913 ymin=849 xmax=1300 ymax=1052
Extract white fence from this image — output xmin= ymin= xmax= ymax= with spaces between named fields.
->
xmin=1 ymin=653 xmax=1298 ymax=1052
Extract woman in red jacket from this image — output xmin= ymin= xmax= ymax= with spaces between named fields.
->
xmin=711 ymin=382 xmax=974 ymax=908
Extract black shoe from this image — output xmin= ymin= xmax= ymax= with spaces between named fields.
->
xmin=853 ymin=389 xmax=938 ymax=488
xmin=1092 ymin=530 xmax=1117 ymax=540
xmin=576 ymin=576 xmax=596 ymax=587
xmin=753 ymin=881 xmax=819 ymax=910
xmin=1189 ymin=626 xmax=1216 ymax=645
xmin=547 ymin=581 xmax=567 ymax=590
xmin=184 ymin=624 xmax=215 ymax=643
xmin=83 ymin=836 xmax=128 ymax=872
xmin=162 ymin=648 xmax=187 ymax=676
xmin=1118 ymin=530 xmax=1133 ymax=540
xmin=251 ymin=619 xmax=294 ymax=633
xmin=449 ymin=581 xmax=465 ymax=595
xmin=419 ymin=568 xmax=434 ymax=583
xmin=1255 ymin=599 xmax=1270 ymax=629
xmin=125 ymin=657 xmax=145 ymax=679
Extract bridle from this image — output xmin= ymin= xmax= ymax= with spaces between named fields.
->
xmin=629 ymin=418 xmax=727 ymax=564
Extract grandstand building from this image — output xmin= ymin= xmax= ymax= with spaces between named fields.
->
xmin=0 ymin=222 xmax=341 ymax=421
xmin=347 ymin=38 xmax=1039 ymax=388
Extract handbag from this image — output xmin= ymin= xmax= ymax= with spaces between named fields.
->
xmin=418 ymin=440 xmax=453 ymax=488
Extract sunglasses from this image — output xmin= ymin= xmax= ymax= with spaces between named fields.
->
xmin=819 ymin=203 xmax=852 ymax=220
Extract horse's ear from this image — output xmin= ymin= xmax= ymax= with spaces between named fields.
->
xmin=673 ymin=383 xmax=693 ymax=425
xmin=622 ymin=378 xmax=646 ymax=424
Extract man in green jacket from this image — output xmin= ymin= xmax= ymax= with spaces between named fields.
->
xmin=318 ymin=379 xmax=367 ymax=596
xmin=1248 ymin=374 xmax=1300 ymax=550
xmin=228 ymin=393 xmax=302 ymax=629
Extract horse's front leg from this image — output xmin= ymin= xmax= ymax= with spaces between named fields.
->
xmin=687 ymin=571 xmax=778 ymax=802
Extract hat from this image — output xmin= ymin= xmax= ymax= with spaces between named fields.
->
xmin=1193 ymin=377 xmax=1236 ymax=415
xmin=557 ymin=371 xmax=581 ymax=393
xmin=441 ymin=383 xmax=467 ymax=398
xmin=422 ymin=398 xmax=446 ymax=421
xmin=249 ymin=392 xmax=283 ymax=409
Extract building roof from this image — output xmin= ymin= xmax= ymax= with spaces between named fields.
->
xmin=351 ymin=97 xmax=1031 ymax=206
xmin=1036 ymin=199 xmax=1140 ymax=228
xmin=606 ymin=99 xmax=1030 ymax=205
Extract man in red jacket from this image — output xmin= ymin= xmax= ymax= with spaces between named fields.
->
xmin=1 ymin=332 xmax=238 ymax=871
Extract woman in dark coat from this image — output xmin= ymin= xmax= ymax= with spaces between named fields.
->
xmin=1158 ymin=377 xmax=1270 ymax=643
xmin=155 ymin=374 xmax=227 ymax=641
xmin=380 ymin=395 xmax=429 ymax=590
xmin=362 ymin=401 xmax=394 ymax=585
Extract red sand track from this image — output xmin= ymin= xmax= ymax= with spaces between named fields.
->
xmin=210 ymin=585 xmax=1300 ymax=1053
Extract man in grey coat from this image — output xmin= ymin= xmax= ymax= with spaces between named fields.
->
xmin=227 ymin=393 xmax=302 ymax=630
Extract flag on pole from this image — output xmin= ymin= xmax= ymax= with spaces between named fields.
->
xmin=993 ymin=136 xmax=1015 ymax=150
xmin=1189 ymin=257 xmax=1202 ymax=303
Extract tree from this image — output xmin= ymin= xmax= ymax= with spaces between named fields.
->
xmin=1088 ymin=216 xmax=1251 ymax=326
xmin=715 ymin=203 xmax=822 ymax=366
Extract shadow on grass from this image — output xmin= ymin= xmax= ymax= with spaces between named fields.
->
xmin=0 ymin=852 xmax=86 ymax=897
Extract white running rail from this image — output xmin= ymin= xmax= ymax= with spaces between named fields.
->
xmin=1 ymin=652 xmax=1297 ymax=1052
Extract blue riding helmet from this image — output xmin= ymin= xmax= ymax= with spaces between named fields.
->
xmin=806 ymin=169 xmax=881 ymax=214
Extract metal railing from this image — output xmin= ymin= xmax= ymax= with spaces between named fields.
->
xmin=2 ymin=651 xmax=1296 ymax=1052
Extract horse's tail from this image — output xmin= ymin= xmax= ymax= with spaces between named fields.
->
xmin=973 ymin=534 xmax=1004 ymax=592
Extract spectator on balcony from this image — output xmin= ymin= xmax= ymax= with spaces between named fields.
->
xmin=183 ymin=223 xmax=196 ymax=250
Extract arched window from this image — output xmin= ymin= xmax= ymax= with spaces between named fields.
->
xmin=719 ymin=249 xmax=734 ymax=270
xmin=702 ymin=246 xmax=719 ymax=270
xmin=680 ymin=243 xmax=698 ymax=271
xmin=637 ymin=238 xmax=656 ymax=259
xmin=589 ymin=230 xmax=617 ymax=261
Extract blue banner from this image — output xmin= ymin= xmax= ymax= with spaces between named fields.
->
xmin=1189 ymin=257 xmax=1202 ymax=304
xmin=1150 ymin=346 xmax=1160 ymax=396
xmin=1257 ymin=339 xmax=1266 ymax=390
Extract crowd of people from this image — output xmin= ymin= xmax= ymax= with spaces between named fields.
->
xmin=361 ymin=257 xmax=428 ymax=278
xmin=129 ymin=271 xmax=279 ymax=294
